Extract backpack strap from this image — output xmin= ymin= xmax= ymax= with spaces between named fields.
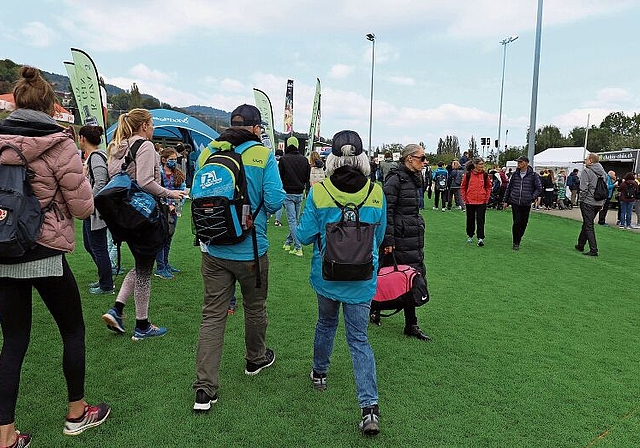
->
xmin=121 ymin=139 xmax=147 ymax=170
xmin=87 ymin=151 xmax=108 ymax=187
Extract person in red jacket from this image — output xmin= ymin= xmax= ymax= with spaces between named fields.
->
xmin=461 ymin=158 xmax=492 ymax=246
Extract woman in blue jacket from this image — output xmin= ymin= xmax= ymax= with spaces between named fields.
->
xmin=297 ymin=130 xmax=386 ymax=437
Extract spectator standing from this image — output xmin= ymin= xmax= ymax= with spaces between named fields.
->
xmin=597 ymin=170 xmax=616 ymax=225
xmin=378 ymin=151 xmax=397 ymax=181
xmin=101 ymin=109 xmax=186 ymax=340
xmin=297 ymin=130 xmax=385 ymax=436
xmin=634 ymin=173 xmax=640 ymax=228
xmin=375 ymin=144 xmax=431 ymax=341
xmin=0 ymin=65 xmax=110 ymax=448
xmin=192 ymin=104 xmax=285 ymax=411
xmin=617 ymin=172 xmax=638 ymax=229
xmin=279 ymin=136 xmax=311 ymax=257
xmin=461 ymin=158 xmax=492 ymax=246
xmin=432 ymin=162 xmax=449 ymax=212
xmin=574 ymin=153 xmax=606 ymax=256
xmin=502 ymin=156 xmax=543 ymax=250
xmin=79 ymin=125 xmax=114 ymax=295
xmin=309 ymin=150 xmax=325 ymax=187
xmin=447 ymin=160 xmax=465 ymax=210
xmin=567 ymin=168 xmax=580 ymax=205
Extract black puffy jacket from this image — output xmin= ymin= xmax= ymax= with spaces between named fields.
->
xmin=382 ymin=165 xmax=425 ymax=274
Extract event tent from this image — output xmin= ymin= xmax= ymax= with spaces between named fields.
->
xmin=106 ymin=109 xmax=219 ymax=152
xmin=533 ymin=147 xmax=590 ymax=172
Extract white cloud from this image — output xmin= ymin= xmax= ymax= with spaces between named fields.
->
xmin=219 ymin=78 xmax=245 ymax=92
xmin=329 ymin=64 xmax=354 ymax=79
xmin=552 ymin=108 xmax=615 ymax=132
xmin=582 ymin=87 xmax=633 ymax=108
xmin=129 ymin=64 xmax=172 ymax=83
xmin=21 ymin=22 xmax=56 ymax=47
xmin=387 ymin=76 xmax=415 ymax=86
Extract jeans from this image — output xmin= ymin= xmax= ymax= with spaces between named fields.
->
xmin=620 ymin=201 xmax=634 ymax=227
xmin=598 ymin=198 xmax=611 ymax=225
xmin=313 ymin=294 xmax=378 ymax=409
xmin=194 ymin=253 xmax=269 ymax=396
xmin=0 ymin=256 xmax=85 ymax=425
xmin=465 ymin=204 xmax=486 ymax=239
xmin=82 ymin=219 xmax=113 ymax=290
xmin=156 ymin=216 xmax=177 ymax=271
xmin=577 ymin=202 xmax=602 ymax=253
xmin=511 ymin=204 xmax=532 ymax=245
xmin=284 ymin=193 xmax=303 ymax=250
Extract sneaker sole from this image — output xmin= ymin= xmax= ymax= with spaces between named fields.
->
xmin=310 ymin=371 xmax=327 ymax=391
xmin=359 ymin=420 xmax=380 ymax=436
xmin=244 ymin=353 xmax=276 ymax=376
xmin=193 ymin=397 xmax=218 ymax=411
xmin=63 ymin=407 xmax=111 ymax=436
xmin=131 ymin=332 xmax=167 ymax=342
xmin=102 ymin=314 xmax=125 ymax=334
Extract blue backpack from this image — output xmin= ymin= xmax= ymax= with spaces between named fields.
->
xmin=0 ymin=143 xmax=55 ymax=257
xmin=94 ymin=140 xmax=169 ymax=261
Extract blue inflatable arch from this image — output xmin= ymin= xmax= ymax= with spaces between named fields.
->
xmin=106 ymin=108 xmax=219 ymax=153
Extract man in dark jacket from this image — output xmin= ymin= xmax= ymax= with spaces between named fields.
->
xmin=502 ymin=156 xmax=542 ymax=250
xmin=278 ymin=136 xmax=311 ymax=256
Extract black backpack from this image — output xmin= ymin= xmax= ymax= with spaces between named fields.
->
xmin=593 ymin=175 xmax=608 ymax=201
xmin=624 ymin=181 xmax=637 ymax=200
xmin=318 ymin=181 xmax=376 ymax=281
xmin=0 ymin=143 xmax=55 ymax=257
xmin=435 ymin=172 xmax=447 ymax=190
xmin=94 ymin=140 xmax=169 ymax=263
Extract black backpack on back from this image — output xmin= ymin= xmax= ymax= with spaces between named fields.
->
xmin=593 ymin=175 xmax=608 ymax=201
xmin=318 ymin=181 xmax=376 ymax=281
xmin=0 ymin=143 xmax=55 ymax=257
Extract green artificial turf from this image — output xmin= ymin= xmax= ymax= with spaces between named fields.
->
xmin=5 ymin=200 xmax=640 ymax=447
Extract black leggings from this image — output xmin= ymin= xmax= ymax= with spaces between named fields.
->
xmin=0 ymin=256 xmax=85 ymax=425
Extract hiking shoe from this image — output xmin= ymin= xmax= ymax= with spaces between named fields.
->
xmin=131 ymin=324 xmax=167 ymax=341
xmin=282 ymin=243 xmax=291 ymax=251
xmin=369 ymin=310 xmax=381 ymax=326
xmin=583 ymin=251 xmax=598 ymax=257
xmin=310 ymin=370 xmax=327 ymax=391
xmin=89 ymin=286 xmax=115 ymax=295
xmin=274 ymin=220 xmax=283 ymax=227
xmin=477 ymin=239 xmax=484 ymax=247
xmin=245 ymin=348 xmax=275 ymax=375
xmin=404 ymin=325 xmax=431 ymax=342
xmin=193 ymin=389 xmax=218 ymax=412
xmin=154 ymin=269 xmax=174 ymax=280
xmin=88 ymin=281 xmax=100 ymax=288
xmin=466 ymin=237 xmax=473 ymax=244
xmin=63 ymin=402 xmax=110 ymax=436
xmin=359 ymin=405 xmax=380 ymax=436
xmin=102 ymin=308 xmax=125 ymax=334
xmin=6 ymin=431 xmax=31 ymax=448
xmin=289 ymin=248 xmax=303 ymax=257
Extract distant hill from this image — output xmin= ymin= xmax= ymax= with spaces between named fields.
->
xmin=184 ymin=105 xmax=230 ymax=121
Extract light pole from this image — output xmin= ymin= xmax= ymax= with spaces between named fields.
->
xmin=366 ymin=33 xmax=375 ymax=155
xmin=497 ymin=35 xmax=518 ymax=167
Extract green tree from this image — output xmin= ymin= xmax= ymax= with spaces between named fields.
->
xmin=498 ymin=146 xmax=526 ymax=167
xmin=600 ymin=111 xmax=632 ymax=136
xmin=468 ymin=136 xmax=477 ymax=158
xmin=534 ymin=125 xmax=569 ymax=155
xmin=437 ymin=135 xmax=460 ymax=155
xmin=129 ymin=83 xmax=142 ymax=109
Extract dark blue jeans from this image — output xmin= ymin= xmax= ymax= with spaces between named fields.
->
xmin=156 ymin=216 xmax=177 ymax=271
xmin=82 ymin=219 xmax=113 ymax=290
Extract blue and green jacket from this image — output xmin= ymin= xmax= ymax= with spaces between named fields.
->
xmin=297 ymin=167 xmax=386 ymax=303
xmin=197 ymin=129 xmax=285 ymax=261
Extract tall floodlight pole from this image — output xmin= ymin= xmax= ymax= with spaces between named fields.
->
xmin=527 ymin=0 xmax=544 ymax=162
xmin=366 ymin=33 xmax=376 ymax=155
xmin=497 ymin=35 xmax=518 ymax=167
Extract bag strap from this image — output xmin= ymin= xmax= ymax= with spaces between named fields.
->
xmin=87 ymin=151 xmax=107 ymax=186
xmin=121 ymin=139 xmax=146 ymax=171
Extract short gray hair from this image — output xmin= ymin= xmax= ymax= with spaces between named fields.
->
xmin=325 ymin=153 xmax=371 ymax=177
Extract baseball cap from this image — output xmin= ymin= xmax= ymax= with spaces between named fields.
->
xmin=516 ymin=156 xmax=529 ymax=162
xmin=230 ymin=104 xmax=262 ymax=127
xmin=331 ymin=130 xmax=363 ymax=157
xmin=286 ymin=136 xmax=299 ymax=149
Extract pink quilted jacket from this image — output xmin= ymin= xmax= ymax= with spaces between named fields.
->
xmin=0 ymin=130 xmax=93 ymax=253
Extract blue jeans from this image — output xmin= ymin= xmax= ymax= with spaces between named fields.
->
xmin=284 ymin=193 xmax=303 ymax=250
xmin=620 ymin=201 xmax=634 ymax=227
xmin=82 ymin=219 xmax=113 ymax=290
xmin=313 ymin=294 xmax=378 ymax=408
xmin=156 ymin=216 xmax=177 ymax=271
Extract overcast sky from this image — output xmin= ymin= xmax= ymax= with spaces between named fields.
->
xmin=3 ymin=0 xmax=640 ymax=154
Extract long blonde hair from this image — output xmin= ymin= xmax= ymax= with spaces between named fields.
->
xmin=108 ymin=108 xmax=152 ymax=158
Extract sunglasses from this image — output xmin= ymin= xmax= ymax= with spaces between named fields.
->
xmin=411 ymin=154 xmax=427 ymax=162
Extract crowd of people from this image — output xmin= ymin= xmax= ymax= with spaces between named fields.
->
xmin=1 ymin=66 xmax=639 ymax=446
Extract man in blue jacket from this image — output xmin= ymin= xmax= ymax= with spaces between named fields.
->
xmin=502 ymin=156 xmax=542 ymax=250
xmin=192 ymin=104 xmax=285 ymax=411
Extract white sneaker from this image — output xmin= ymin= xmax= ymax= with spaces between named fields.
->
xmin=441 ymin=208 xmax=446 ymax=212
xmin=432 ymin=207 xmax=437 ymax=210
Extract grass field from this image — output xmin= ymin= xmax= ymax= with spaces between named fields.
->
xmin=5 ymin=199 xmax=640 ymax=447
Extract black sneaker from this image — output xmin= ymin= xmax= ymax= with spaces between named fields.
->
xmin=512 ymin=244 xmax=519 ymax=251
xmin=359 ymin=405 xmax=380 ymax=436
xmin=369 ymin=310 xmax=381 ymax=326
xmin=310 ymin=370 xmax=327 ymax=391
xmin=245 ymin=348 xmax=275 ymax=376
xmin=193 ymin=389 xmax=218 ymax=412
xmin=404 ymin=325 xmax=432 ymax=342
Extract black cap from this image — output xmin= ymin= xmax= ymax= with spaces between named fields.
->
xmin=516 ymin=156 xmax=529 ymax=162
xmin=230 ymin=104 xmax=262 ymax=127
xmin=331 ymin=130 xmax=363 ymax=157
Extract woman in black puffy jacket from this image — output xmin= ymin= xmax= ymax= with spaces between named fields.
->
xmin=370 ymin=144 xmax=430 ymax=342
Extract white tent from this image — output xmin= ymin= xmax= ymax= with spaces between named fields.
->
xmin=533 ymin=147 xmax=589 ymax=173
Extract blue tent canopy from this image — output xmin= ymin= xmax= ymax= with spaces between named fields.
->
xmin=106 ymin=109 xmax=219 ymax=153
